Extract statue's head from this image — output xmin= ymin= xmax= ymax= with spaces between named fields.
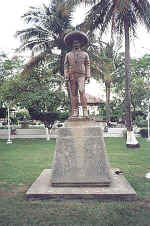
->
xmin=64 ymin=31 xmax=88 ymax=49
xmin=72 ymin=40 xmax=81 ymax=49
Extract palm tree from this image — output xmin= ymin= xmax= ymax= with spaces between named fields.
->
xmin=68 ymin=0 xmax=150 ymax=147
xmin=102 ymin=45 xmax=114 ymax=126
xmin=89 ymin=40 xmax=115 ymax=125
xmin=16 ymin=0 xmax=74 ymax=75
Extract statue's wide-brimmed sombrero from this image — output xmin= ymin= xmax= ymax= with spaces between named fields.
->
xmin=64 ymin=31 xmax=88 ymax=47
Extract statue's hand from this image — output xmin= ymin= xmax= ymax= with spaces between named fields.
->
xmin=65 ymin=76 xmax=69 ymax=82
xmin=85 ymin=77 xmax=90 ymax=84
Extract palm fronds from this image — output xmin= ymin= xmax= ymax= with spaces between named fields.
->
xmin=16 ymin=0 xmax=74 ymax=54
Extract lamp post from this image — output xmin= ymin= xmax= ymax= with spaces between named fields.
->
xmin=7 ymin=105 xmax=12 ymax=144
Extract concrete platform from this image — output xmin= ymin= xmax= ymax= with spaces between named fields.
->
xmin=26 ymin=169 xmax=137 ymax=201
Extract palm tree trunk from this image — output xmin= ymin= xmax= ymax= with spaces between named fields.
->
xmin=105 ymin=81 xmax=111 ymax=125
xmin=60 ymin=50 xmax=66 ymax=76
xmin=124 ymin=18 xmax=132 ymax=131
xmin=124 ymin=16 xmax=139 ymax=148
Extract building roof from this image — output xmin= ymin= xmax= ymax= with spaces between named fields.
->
xmin=79 ymin=94 xmax=104 ymax=105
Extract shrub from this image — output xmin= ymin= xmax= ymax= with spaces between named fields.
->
xmin=16 ymin=110 xmax=30 ymax=121
xmin=136 ymin=120 xmax=147 ymax=128
xmin=140 ymin=128 xmax=148 ymax=138
xmin=0 ymin=108 xmax=7 ymax=118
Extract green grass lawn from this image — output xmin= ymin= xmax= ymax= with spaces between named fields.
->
xmin=0 ymin=137 xmax=150 ymax=226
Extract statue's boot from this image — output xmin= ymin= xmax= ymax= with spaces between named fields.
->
xmin=71 ymin=109 xmax=79 ymax=118
xmin=83 ymin=108 xmax=88 ymax=117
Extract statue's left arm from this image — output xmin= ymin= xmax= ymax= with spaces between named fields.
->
xmin=85 ymin=53 xmax=90 ymax=82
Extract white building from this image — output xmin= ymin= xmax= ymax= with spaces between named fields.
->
xmin=79 ymin=94 xmax=104 ymax=116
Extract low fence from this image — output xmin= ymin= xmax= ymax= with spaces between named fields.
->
xmin=104 ymin=128 xmax=125 ymax=137
xmin=0 ymin=127 xmax=126 ymax=139
xmin=0 ymin=128 xmax=57 ymax=139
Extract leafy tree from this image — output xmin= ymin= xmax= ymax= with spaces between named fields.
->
xmin=0 ymin=60 xmax=69 ymax=128
xmin=15 ymin=111 xmax=31 ymax=122
xmin=0 ymin=53 xmax=24 ymax=113
xmin=130 ymin=54 xmax=150 ymax=80
xmin=0 ymin=53 xmax=23 ymax=84
xmin=110 ymin=98 xmax=124 ymax=123
xmin=0 ymin=53 xmax=23 ymax=87
xmin=28 ymin=109 xmax=69 ymax=129
xmin=28 ymin=109 xmax=58 ymax=129
xmin=112 ymin=53 xmax=150 ymax=122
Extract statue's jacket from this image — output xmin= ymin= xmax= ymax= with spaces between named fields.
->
xmin=64 ymin=49 xmax=90 ymax=80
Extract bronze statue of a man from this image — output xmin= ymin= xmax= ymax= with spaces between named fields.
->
xmin=64 ymin=31 xmax=90 ymax=118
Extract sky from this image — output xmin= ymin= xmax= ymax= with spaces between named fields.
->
xmin=0 ymin=0 xmax=150 ymax=97
xmin=0 ymin=0 xmax=49 ymax=54
xmin=0 ymin=0 xmax=150 ymax=56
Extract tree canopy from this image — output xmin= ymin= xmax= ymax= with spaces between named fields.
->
xmin=0 ymin=53 xmax=69 ymax=127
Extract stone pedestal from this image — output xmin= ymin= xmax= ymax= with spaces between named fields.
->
xmin=26 ymin=118 xmax=137 ymax=201
xmin=51 ymin=118 xmax=111 ymax=187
